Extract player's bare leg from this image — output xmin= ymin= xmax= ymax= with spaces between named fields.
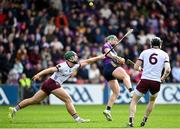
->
xmin=103 ymin=79 xmax=120 ymax=121
xmin=52 ymin=88 xmax=76 ymax=115
xmin=113 ymin=67 xmax=133 ymax=96
xmin=52 ymin=88 xmax=90 ymax=123
xmin=129 ymin=93 xmax=141 ymax=127
xmin=141 ymin=95 xmax=157 ymax=127
xmin=9 ymin=90 xmax=47 ymax=120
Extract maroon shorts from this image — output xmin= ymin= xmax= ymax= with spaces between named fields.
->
xmin=41 ymin=78 xmax=61 ymax=95
xmin=136 ymin=79 xmax=161 ymax=95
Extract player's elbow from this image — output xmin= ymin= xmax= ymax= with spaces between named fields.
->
xmin=79 ymin=61 xmax=87 ymax=68
xmin=48 ymin=67 xmax=58 ymax=73
xmin=164 ymin=63 xmax=171 ymax=74
xmin=86 ymin=60 xmax=92 ymax=64
xmin=166 ymin=67 xmax=171 ymax=74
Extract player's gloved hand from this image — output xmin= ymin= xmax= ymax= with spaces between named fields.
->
xmin=138 ymin=66 xmax=143 ymax=72
xmin=116 ymin=56 xmax=125 ymax=65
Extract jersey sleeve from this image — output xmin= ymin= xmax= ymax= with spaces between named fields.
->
xmin=164 ymin=53 xmax=170 ymax=63
xmin=75 ymin=63 xmax=81 ymax=69
xmin=138 ymin=51 xmax=144 ymax=61
xmin=102 ymin=43 xmax=110 ymax=53
xmin=56 ymin=64 xmax=62 ymax=72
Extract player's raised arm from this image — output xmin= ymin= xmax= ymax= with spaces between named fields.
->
xmin=103 ymin=35 xmax=125 ymax=65
xmin=32 ymin=67 xmax=58 ymax=81
xmin=79 ymin=54 xmax=105 ymax=68
xmin=104 ymin=48 xmax=125 ymax=65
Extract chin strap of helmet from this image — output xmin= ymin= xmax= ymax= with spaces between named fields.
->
xmin=68 ymin=57 xmax=78 ymax=64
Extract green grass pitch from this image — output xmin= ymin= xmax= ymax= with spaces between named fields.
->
xmin=0 ymin=104 xmax=180 ymax=128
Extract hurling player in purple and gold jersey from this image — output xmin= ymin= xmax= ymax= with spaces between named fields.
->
xmin=102 ymin=35 xmax=133 ymax=121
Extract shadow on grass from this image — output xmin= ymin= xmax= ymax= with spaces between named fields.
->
xmin=9 ymin=119 xmax=100 ymax=124
xmin=9 ymin=120 xmax=75 ymax=124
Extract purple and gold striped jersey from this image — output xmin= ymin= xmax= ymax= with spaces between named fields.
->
xmin=102 ymin=42 xmax=117 ymax=64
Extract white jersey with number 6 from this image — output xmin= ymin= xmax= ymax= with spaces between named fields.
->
xmin=50 ymin=62 xmax=80 ymax=85
xmin=138 ymin=48 xmax=169 ymax=82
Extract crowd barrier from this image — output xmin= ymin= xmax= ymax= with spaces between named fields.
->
xmin=0 ymin=83 xmax=179 ymax=105
xmin=50 ymin=84 xmax=103 ymax=105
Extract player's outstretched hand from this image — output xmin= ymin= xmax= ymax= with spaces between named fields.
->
xmin=32 ymin=74 xmax=41 ymax=81
xmin=100 ymin=54 xmax=106 ymax=60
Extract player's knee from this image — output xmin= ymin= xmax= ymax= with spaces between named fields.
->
xmin=64 ymin=96 xmax=72 ymax=104
xmin=124 ymin=75 xmax=130 ymax=80
xmin=121 ymin=74 xmax=130 ymax=81
xmin=131 ymin=98 xmax=138 ymax=105
xmin=150 ymin=96 xmax=156 ymax=102
xmin=150 ymin=93 xmax=158 ymax=102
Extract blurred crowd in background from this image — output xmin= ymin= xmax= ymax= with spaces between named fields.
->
xmin=0 ymin=0 xmax=179 ymax=86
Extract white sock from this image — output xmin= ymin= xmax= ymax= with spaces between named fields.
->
xmin=13 ymin=108 xmax=17 ymax=112
xmin=75 ymin=117 xmax=81 ymax=121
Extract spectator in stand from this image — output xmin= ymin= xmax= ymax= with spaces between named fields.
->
xmin=0 ymin=0 xmax=179 ymax=84
xmin=16 ymin=44 xmax=27 ymax=61
xmin=50 ymin=0 xmax=63 ymax=11
xmin=46 ymin=28 xmax=55 ymax=43
xmin=6 ymin=11 xmax=17 ymax=27
xmin=0 ymin=8 xmax=6 ymax=25
xmin=127 ymin=31 xmax=136 ymax=46
xmin=19 ymin=73 xmax=31 ymax=89
xmin=7 ymin=68 xmax=19 ymax=85
xmin=99 ymin=3 xmax=112 ymax=19
xmin=146 ymin=13 xmax=159 ymax=34
xmin=137 ymin=30 xmax=147 ymax=45
xmin=172 ymin=61 xmax=180 ymax=82
xmin=88 ymin=63 xmax=101 ymax=83
xmin=50 ymin=37 xmax=64 ymax=52
xmin=97 ymin=19 xmax=108 ymax=36
xmin=28 ymin=46 xmax=41 ymax=65
xmin=24 ymin=63 xmax=35 ymax=79
xmin=7 ymin=59 xmax=23 ymax=85
xmin=55 ymin=11 xmax=68 ymax=29
xmin=41 ymin=36 xmax=49 ymax=48
xmin=94 ymin=28 xmax=105 ymax=44
xmin=41 ymin=44 xmax=52 ymax=69
xmin=44 ymin=17 xmax=56 ymax=35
